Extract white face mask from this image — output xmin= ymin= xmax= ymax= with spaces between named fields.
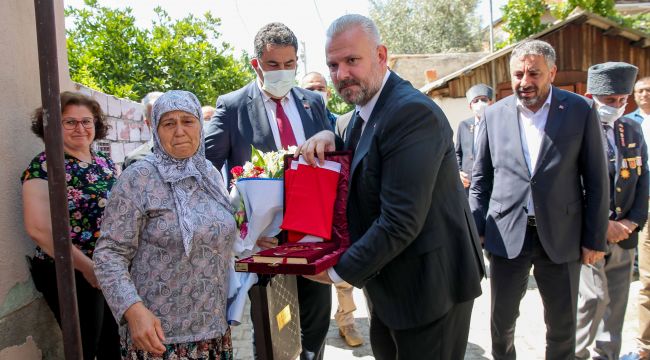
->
xmin=471 ymin=100 xmax=489 ymax=118
xmin=258 ymin=65 xmax=296 ymax=98
xmin=594 ymin=98 xmax=626 ymax=124
xmin=316 ymin=91 xmax=328 ymax=106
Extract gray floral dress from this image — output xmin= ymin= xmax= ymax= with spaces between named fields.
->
xmin=94 ymin=160 xmax=236 ymax=359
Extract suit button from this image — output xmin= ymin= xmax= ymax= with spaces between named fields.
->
xmin=616 ymin=207 xmax=622 ymax=213
xmin=616 ymin=187 xmax=622 ymax=193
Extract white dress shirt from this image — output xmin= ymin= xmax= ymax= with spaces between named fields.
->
xmin=517 ymin=87 xmax=553 ymax=216
xmin=256 ymin=81 xmax=306 ymax=148
xmin=327 ymin=70 xmax=390 ymax=285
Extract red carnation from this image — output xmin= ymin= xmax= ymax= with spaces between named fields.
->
xmin=230 ymin=166 xmax=244 ymax=178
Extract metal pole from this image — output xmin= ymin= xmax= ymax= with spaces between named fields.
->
xmin=33 ymin=1 xmax=83 ymax=359
xmin=489 ymin=0 xmax=498 ymax=97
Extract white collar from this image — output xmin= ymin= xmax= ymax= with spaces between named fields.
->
xmin=516 ymin=86 xmax=553 ymax=114
xmin=355 ymin=70 xmax=391 ymax=121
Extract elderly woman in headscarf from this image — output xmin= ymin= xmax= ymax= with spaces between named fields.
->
xmin=94 ymin=90 xmax=236 ymax=359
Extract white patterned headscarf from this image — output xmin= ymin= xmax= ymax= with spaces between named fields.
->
xmin=144 ymin=90 xmax=234 ymax=256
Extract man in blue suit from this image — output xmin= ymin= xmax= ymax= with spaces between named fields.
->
xmin=469 ymin=40 xmax=609 ymax=360
xmin=204 ymin=23 xmax=332 ymax=360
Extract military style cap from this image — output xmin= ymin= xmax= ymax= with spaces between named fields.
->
xmin=587 ymin=62 xmax=638 ymax=95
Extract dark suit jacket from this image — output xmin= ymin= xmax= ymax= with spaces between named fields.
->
xmin=455 ymin=117 xmax=476 ymax=176
xmin=609 ymin=115 xmax=649 ymax=249
xmin=333 ymin=72 xmax=485 ymax=330
xmin=469 ymin=88 xmax=609 ymax=263
xmin=205 ymin=81 xmax=331 ymax=183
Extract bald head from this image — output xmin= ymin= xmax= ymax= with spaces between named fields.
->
xmin=301 ymin=72 xmax=328 ymax=92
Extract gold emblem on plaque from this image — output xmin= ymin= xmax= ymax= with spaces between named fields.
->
xmin=234 ymin=263 xmax=248 ymax=272
xmin=276 ymin=304 xmax=292 ymax=332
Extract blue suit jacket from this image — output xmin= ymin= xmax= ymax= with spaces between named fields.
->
xmin=205 ymin=81 xmax=331 ymax=184
xmin=469 ymin=88 xmax=609 ymax=263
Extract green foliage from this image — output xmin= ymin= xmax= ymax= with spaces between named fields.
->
xmin=502 ymin=0 xmax=548 ymax=43
xmin=502 ymin=0 xmax=647 ymax=46
xmin=65 ymin=0 xmax=254 ymax=105
xmin=369 ymin=0 xmax=482 ymax=54
xmin=327 ymin=86 xmax=354 ymax=115
xmin=618 ymin=13 xmax=650 ymax=34
xmin=549 ymin=0 xmax=617 ymax=19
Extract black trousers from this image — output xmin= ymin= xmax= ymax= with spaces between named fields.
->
xmin=489 ymin=226 xmax=581 ymax=360
xmin=30 ymin=257 xmax=120 ymax=360
xmin=296 ymin=275 xmax=332 ymax=360
xmin=370 ymin=299 xmax=474 ymax=360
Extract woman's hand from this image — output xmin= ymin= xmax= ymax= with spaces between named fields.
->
xmin=124 ymin=302 xmax=166 ymax=355
xmin=78 ymin=257 xmax=99 ymax=288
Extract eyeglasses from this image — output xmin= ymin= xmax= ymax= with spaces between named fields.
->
xmin=62 ymin=117 xmax=95 ymax=130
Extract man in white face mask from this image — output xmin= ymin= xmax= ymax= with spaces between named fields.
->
xmin=455 ymin=84 xmax=494 ymax=194
xmin=300 ymin=71 xmax=338 ymax=129
xmin=577 ymin=62 xmax=648 ymax=360
xmin=204 ymin=22 xmax=333 ymax=360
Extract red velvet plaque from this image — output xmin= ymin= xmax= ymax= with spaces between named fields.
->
xmin=235 ymin=151 xmax=351 ymax=275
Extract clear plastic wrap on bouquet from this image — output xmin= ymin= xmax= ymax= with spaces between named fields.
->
xmin=230 ymin=178 xmax=284 ymax=257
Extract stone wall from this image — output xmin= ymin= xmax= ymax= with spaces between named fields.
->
xmin=73 ymin=84 xmax=148 ymax=166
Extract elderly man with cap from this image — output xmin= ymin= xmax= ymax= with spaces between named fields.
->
xmin=576 ymin=62 xmax=647 ymax=360
xmin=455 ymin=84 xmax=494 ymax=194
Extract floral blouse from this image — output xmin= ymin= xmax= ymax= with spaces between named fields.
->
xmin=94 ymin=160 xmax=236 ymax=345
xmin=21 ymin=151 xmax=117 ymax=260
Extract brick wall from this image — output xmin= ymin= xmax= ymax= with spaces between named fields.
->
xmin=73 ymin=83 xmax=149 ymax=166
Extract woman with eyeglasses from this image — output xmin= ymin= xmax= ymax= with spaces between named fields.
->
xmin=21 ymin=91 xmax=120 ymax=359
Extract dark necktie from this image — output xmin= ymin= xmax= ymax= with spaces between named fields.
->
xmin=272 ymin=98 xmax=297 ymax=148
xmin=346 ymin=112 xmax=364 ymax=152
xmin=603 ymin=124 xmax=616 ymax=214
xmin=603 ymin=124 xmax=616 ymax=172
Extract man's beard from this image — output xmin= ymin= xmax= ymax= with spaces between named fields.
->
xmin=515 ymin=84 xmax=549 ymax=108
xmin=336 ymin=66 xmax=383 ymax=106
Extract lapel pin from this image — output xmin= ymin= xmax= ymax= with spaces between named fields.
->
xmin=302 ymin=101 xmax=310 ymax=110
xmin=559 ymin=105 xmax=565 ymax=110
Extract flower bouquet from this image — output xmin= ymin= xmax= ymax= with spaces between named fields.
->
xmin=229 ymin=145 xmax=295 ymax=257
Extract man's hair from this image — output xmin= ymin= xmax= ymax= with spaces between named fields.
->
xmin=253 ymin=22 xmax=298 ymax=59
xmin=141 ymin=91 xmax=163 ymax=121
xmin=510 ymin=40 xmax=556 ymax=68
xmin=326 ymin=14 xmax=381 ymax=47
xmin=301 ymin=71 xmax=327 ymax=85
xmin=31 ymin=91 xmax=109 ymax=140
xmin=637 ymin=76 xmax=650 ymax=85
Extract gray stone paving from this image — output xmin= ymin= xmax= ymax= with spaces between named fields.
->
xmin=230 ymin=275 xmax=643 ymax=359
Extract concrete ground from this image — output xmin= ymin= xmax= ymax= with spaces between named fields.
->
xmin=231 ymin=274 xmax=643 ymax=359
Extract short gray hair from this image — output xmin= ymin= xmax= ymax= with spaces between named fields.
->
xmin=141 ymin=91 xmax=164 ymax=121
xmin=510 ymin=40 xmax=556 ymax=68
xmin=253 ymin=22 xmax=298 ymax=59
xmin=326 ymin=14 xmax=381 ymax=47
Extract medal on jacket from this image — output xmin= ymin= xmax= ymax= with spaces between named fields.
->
xmin=621 ymin=158 xmax=630 ymax=179
xmin=637 ymin=156 xmax=643 ymax=175
xmin=470 ymin=124 xmax=474 ymax=134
